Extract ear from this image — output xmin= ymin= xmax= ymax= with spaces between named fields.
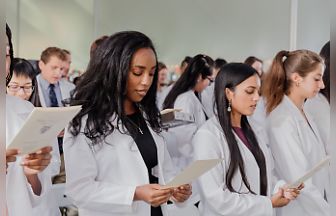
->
xmin=38 ymin=60 xmax=44 ymax=71
xmin=197 ymin=74 xmax=202 ymax=83
xmin=291 ymin=72 xmax=303 ymax=84
xmin=225 ymin=87 xmax=233 ymax=101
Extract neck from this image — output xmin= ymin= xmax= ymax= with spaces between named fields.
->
xmin=124 ymin=99 xmax=136 ymax=115
xmin=287 ymin=91 xmax=305 ymax=111
xmin=230 ymin=111 xmax=242 ymax=128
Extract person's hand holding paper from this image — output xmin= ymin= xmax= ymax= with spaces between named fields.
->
xmin=22 ymin=146 xmax=53 ymax=175
xmin=7 ymin=105 xmax=82 ymax=155
xmin=171 ymin=184 xmax=192 ymax=203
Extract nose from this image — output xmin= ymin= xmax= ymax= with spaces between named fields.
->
xmin=16 ymin=87 xmax=26 ymax=96
xmin=319 ymin=79 xmax=325 ymax=89
xmin=140 ymin=72 xmax=152 ymax=86
xmin=253 ymin=91 xmax=260 ymax=102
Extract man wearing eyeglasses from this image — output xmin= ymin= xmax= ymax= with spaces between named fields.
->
xmin=6 ymin=58 xmax=35 ymax=101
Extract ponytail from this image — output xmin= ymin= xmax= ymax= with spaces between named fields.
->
xmin=262 ymin=50 xmax=289 ymax=114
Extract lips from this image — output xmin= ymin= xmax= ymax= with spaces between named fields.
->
xmin=135 ymin=90 xmax=148 ymax=97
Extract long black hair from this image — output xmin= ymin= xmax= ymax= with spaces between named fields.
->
xmin=214 ymin=63 xmax=268 ymax=196
xmin=69 ymin=31 xmax=161 ymax=145
xmin=162 ymin=54 xmax=214 ymax=109
xmin=6 ymin=23 xmax=14 ymax=86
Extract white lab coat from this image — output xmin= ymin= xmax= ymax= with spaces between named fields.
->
xmin=63 ymin=115 xmax=181 ymax=216
xmin=192 ymin=116 xmax=274 ymax=216
xmin=201 ymin=84 xmax=215 ymax=118
xmin=266 ymin=96 xmax=330 ymax=216
xmin=157 ymin=84 xmax=174 ymax=110
xmin=6 ymin=95 xmax=53 ymax=216
xmin=35 ymin=74 xmax=73 ymax=215
xmin=36 ymin=74 xmax=75 ymax=107
xmin=304 ymin=93 xmax=330 ymax=153
xmin=167 ymin=90 xmax=207 ymax=171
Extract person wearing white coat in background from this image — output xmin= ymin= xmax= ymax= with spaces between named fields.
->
xmin=263 ymin=50 xmax=330 ymax=216
xmin=5 ymin=23 xmax=53 ymax=216
xmin=34 ymin=47 xmax=75 ymax=216
xmin=193 ymin=63 xmax=301 ymax=216
xmin=6 ymin=57 xmax=62 ymax=216
xmin=162 ymin=55 xmax=214 ymax=205
xmin=304 ymin=41 xmax=330 ymax=153
xmin=162 ymin=54 xmax=214 ymax=172
xmin=63 ymin=31 xmax=192 ymax=216
xmin=201 ymin=58 xmax=227 ymax=119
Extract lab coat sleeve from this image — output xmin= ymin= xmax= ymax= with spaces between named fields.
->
xmin=24 ymin=159 xmax=53 ymax=207
xmin=267 ymin=116 xmax=329 ymax=216
xmin=193 ymin=129 xmax=273 ymax=216
xmin=169 ymin=95 xmax=198 ymax=168
xmin=63 ymin=130 xmax=136 ymax=214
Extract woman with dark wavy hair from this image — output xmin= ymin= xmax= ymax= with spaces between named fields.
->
xmin=63 ymin=31 xmax=191 ymax=216
xmin=193 ymin=63 xmax=301 ymax=215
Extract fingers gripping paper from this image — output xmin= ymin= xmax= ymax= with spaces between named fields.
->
xmin=7 ymin=106 xmax=82 ymax=155
xmin=163 ymin=159 xmax=223 ymax=188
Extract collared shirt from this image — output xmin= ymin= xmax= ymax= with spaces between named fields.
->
xmin=38 ymin=75 xmax=63 ymax=107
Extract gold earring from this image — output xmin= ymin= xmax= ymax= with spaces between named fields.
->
xmin=296 ymin=81 xmax=300 ymax=87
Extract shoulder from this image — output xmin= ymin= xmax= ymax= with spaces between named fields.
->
xmin=6 ymin=95 xmax=34 ymax=113
xmin=60 ymin=79 xmax=76 ymax=89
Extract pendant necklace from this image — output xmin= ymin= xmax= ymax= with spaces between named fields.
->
xmin=128 ymin=115 xmax=143 ymax=135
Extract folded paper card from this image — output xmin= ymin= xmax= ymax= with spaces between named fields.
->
xmin=160 ymin=109 xmax=195 ymax=129
xmin=7 ymin=105 xmax=82 ymax=155
xmin=288 ymin=156 xmax=330 ymax=188
xmin=163 ymin=159 xmax=223 ymax=189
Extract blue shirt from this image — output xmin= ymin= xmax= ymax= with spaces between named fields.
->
xmin=38 ymin=75 xmax=63 ymax=107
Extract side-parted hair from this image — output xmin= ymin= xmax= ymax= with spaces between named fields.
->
xmin=214 ymin=63 xmax=268 ymax=196
xmin=319 ymin=41 xmax=330 ymax=103
xmin=40 ymin=47 xmax=67 ymax=64
xmin=162 ymin=54 xmax=214 ymax=109
xmin=69 ymin=31 xmax=160 ymax=145
xmin=262 ymin=50 xmax=324 ymax=114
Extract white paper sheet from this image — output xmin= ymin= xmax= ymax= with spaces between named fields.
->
xmin=288 ymin=156 xmax=330 ymax=188
xmin=7 ymin=105 xmax=82 ymax=155
xmin=160 ymin=108 xmax=182 ymax=115
xmin=163 ymin=159 xmax=223 ymax=188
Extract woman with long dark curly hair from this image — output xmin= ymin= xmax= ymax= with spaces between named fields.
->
xmin=63 ymin=31 xmax=191 ymax=216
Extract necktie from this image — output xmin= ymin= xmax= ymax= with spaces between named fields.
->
xmin=49 ymin=84 xmax=58 ymax=107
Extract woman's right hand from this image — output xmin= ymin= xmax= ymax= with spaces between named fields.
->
xmin=271 ymin=188 xmax=290 ymax=208
xmin=134 ymin=184 xmax=174 ymax=207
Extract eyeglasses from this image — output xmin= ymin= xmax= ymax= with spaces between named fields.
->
xmin=7 ymin=85 xmax=35 ymax=93
xmin=206 ymin=77 xmax=214 ymax=85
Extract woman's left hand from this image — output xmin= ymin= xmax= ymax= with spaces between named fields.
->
xmin=171 ymin=184 xmax=192 ymax=202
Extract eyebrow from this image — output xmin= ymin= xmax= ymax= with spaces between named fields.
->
xmin=133 ymin=65 xmax=156 ymax=70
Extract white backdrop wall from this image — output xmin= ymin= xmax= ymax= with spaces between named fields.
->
xmin=6 ymin=0 xmax=329 ymax=71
